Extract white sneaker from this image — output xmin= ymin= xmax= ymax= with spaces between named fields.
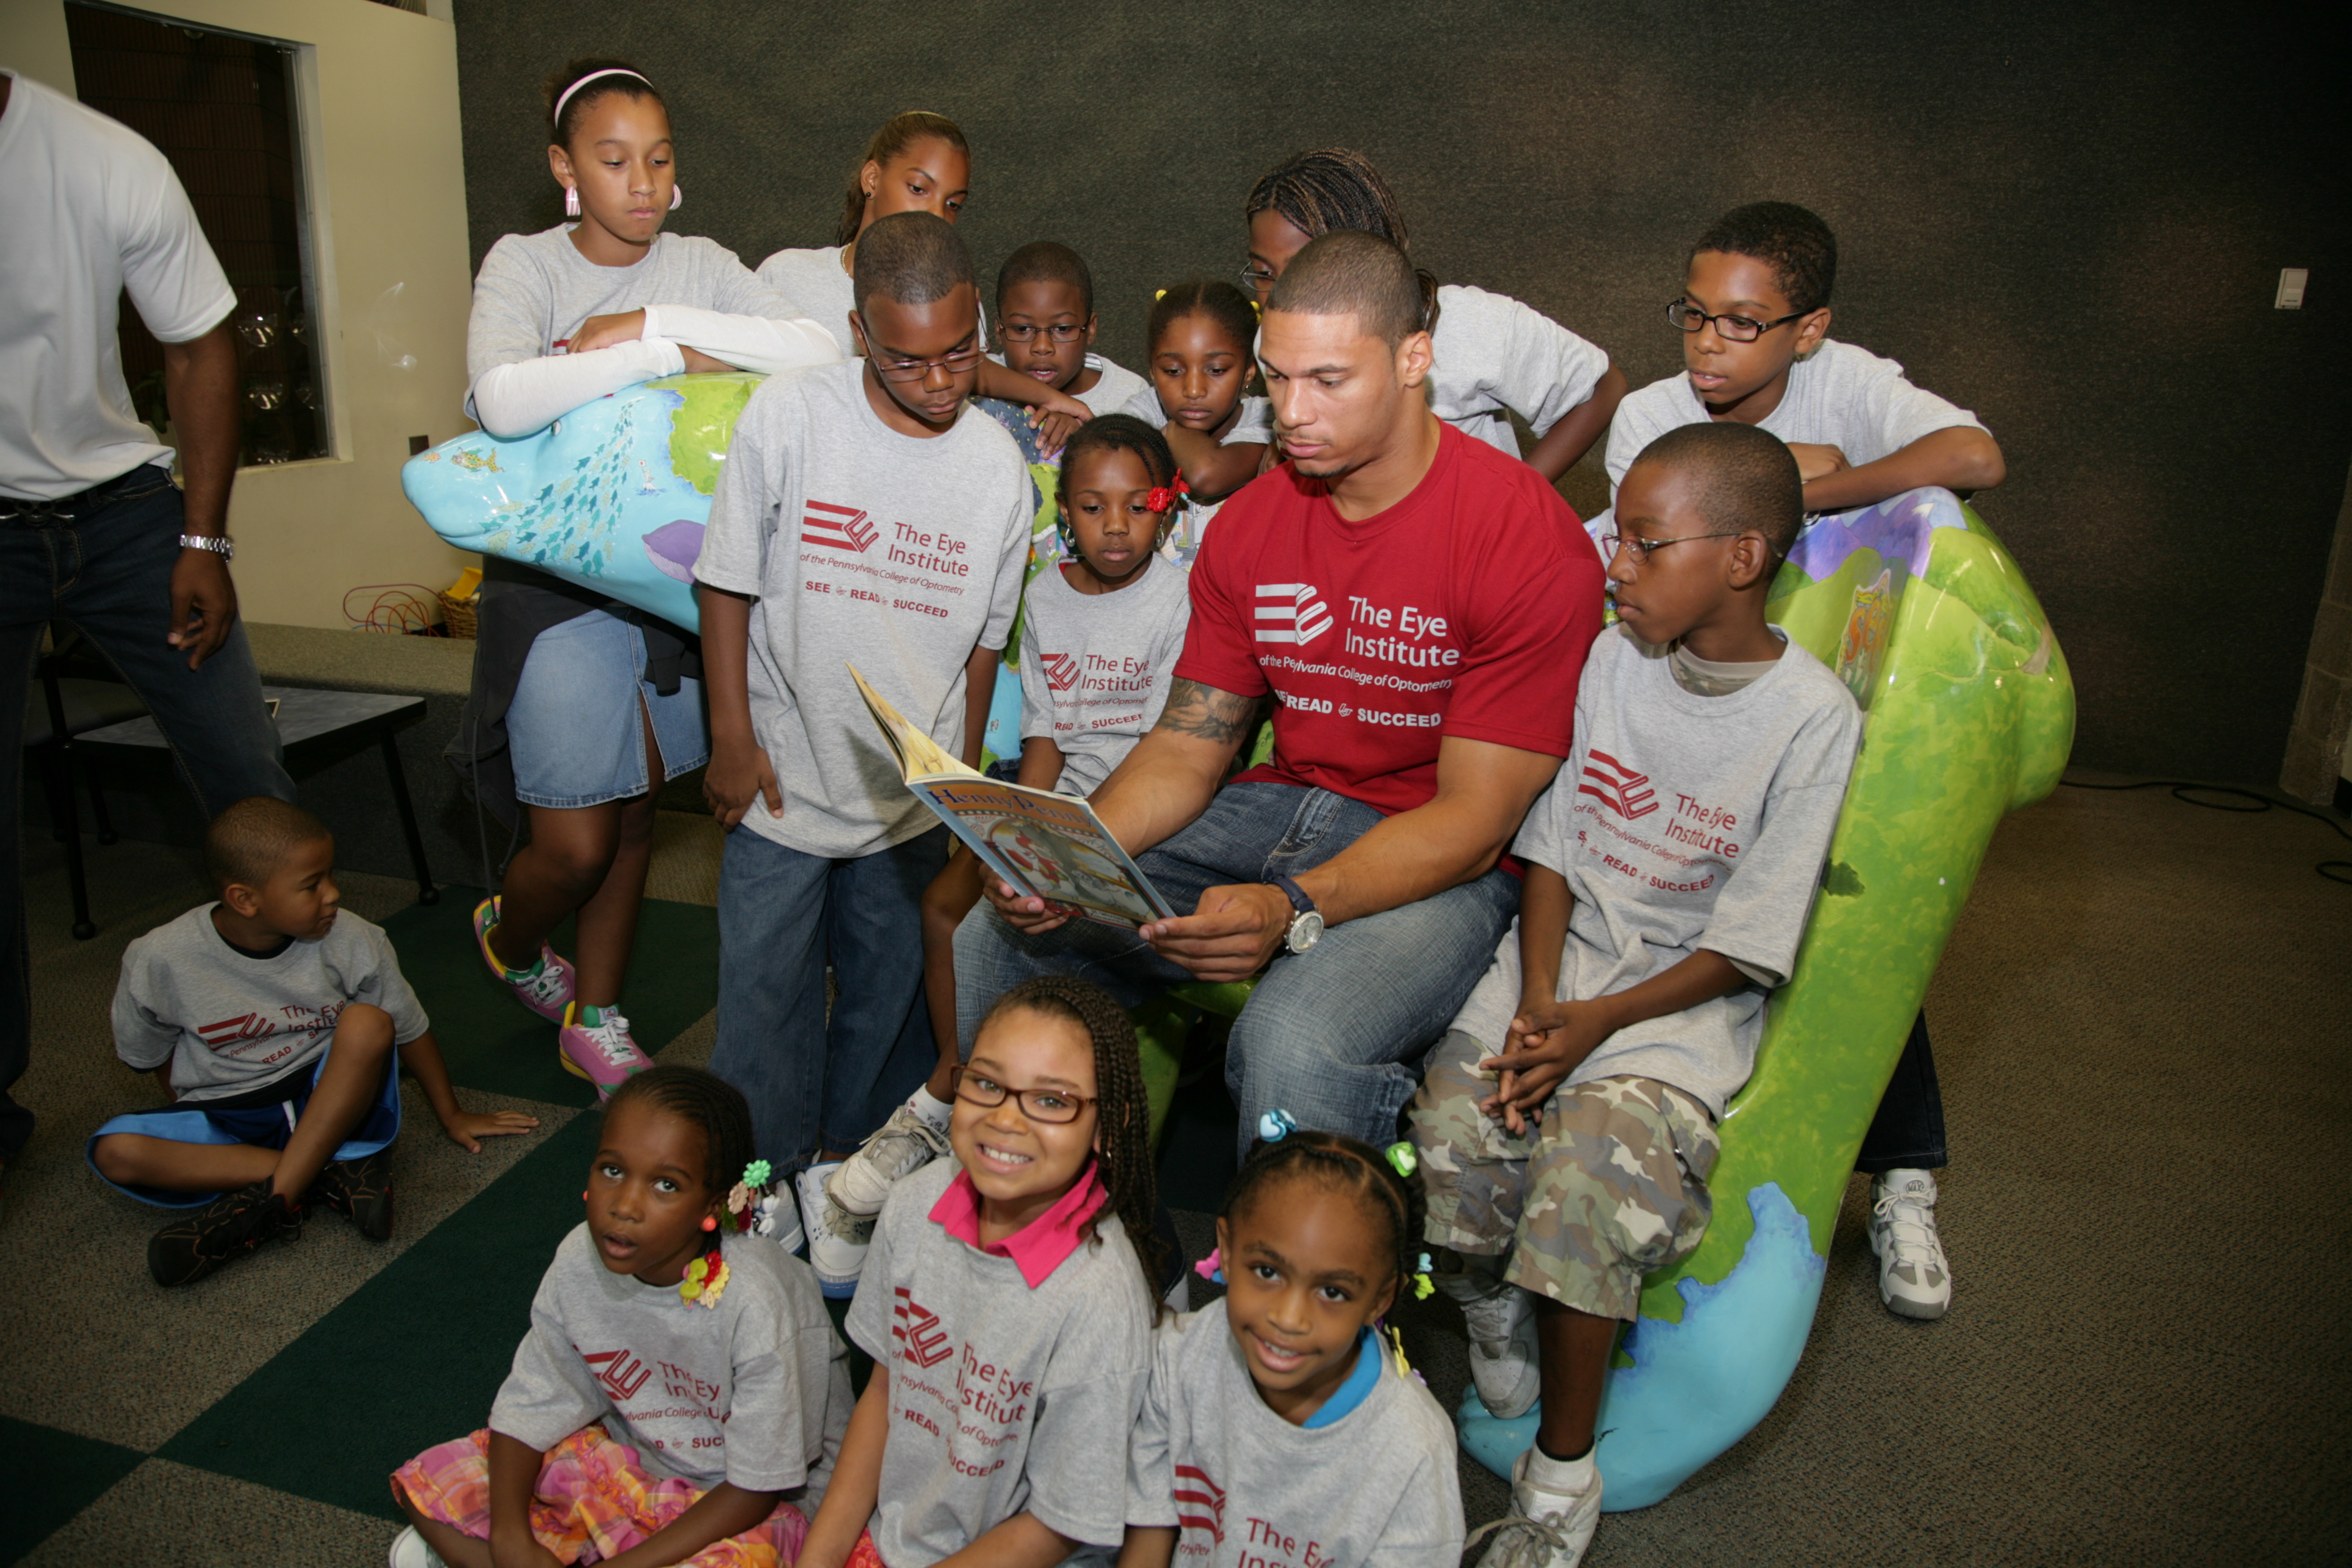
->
xmin=829 ymin=1090 xmax=954 ymax=1216
xmin=1470 ymin=1445 xmax=1603 ymax=1567
xmin=798 ymin=1162 xmax=858 ymax=1298
xmin=1437 ymin=1268 xmax=1540 ymax=1419
xmin=1868 ymin=1169 xmax=1951 ymax=1320
xmin=752 ymin=1188 xmax=805 ymax=1255
xmin=388 ymin=1525 xmax=447 ymax=1568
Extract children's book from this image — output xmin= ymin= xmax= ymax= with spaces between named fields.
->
xmin=848 ymin=664 xmax=1177 ymax=929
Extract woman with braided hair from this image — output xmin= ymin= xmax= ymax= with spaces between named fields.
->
xmin=1241 ymin=146 xmax=1628 ymax=481
xmin=1116 ymin=1121 xmax=1465 ymax=1567
xmin=797 ymin=976 xmax=1157 ymax=1568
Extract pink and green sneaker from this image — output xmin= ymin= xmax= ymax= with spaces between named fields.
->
xmin=473 ymin=896 xmax=575 ymax=1023
xmin=559 ymin=1001 xmax=653 ymax=1101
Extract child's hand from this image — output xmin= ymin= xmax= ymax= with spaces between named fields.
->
xmin=567 ymin=310 xmax=648 ymax=355
xmin=1784 ymin=442 xmax=1851 ymax=484
xmin=705 ymin=737 xmax=782 ymax=828
xmin=1027 ymin=403 xmax=1084 ymax=459
xmin=440 ymin=1107 xmax=541 ymax=1153
xmin=1479 ymin=1000 xmax=1612 ymax=1135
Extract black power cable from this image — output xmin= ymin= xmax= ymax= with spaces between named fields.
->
xmin=2060 ymin=776 xmax=2352 ymax=885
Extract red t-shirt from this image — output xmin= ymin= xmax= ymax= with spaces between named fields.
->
xmin=1175 ymin=422 xmax=1605 ymax=817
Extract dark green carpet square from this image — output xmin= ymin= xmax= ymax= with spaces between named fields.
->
xmin=0 ymin=1415 xmax=145 ymax=1565
xmin=378 ymin=886 xmax=718 ymax=1105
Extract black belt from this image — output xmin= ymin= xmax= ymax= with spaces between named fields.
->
xmin=0 ymin=463 xmax=176 ymax=522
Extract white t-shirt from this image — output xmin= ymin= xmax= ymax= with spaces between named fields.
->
xmin=0 ymin=71 xmax=236 ymax=500
xmin=695 ymin=361 xmax=1031 ymax=858
xmin=1427 ymin=282 xmax=1611 ymax=463
xmin=1016 ymin=556 xmax=1192 ymax=795
xmin=758 ymin=243 xmax=991 ymax=360
xmin=1595 ymin=338 xmax=1991 ymax=545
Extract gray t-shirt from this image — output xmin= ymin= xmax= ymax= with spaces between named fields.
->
xmin=1427 ymin=283 xmax=1611 ymax=464
xmin=111 ymin=905 xmax=429 ymax=1102
xmin=1602 ymin=337 xmax=1990 ymax=512
xmin=1016 ymin=557 xmax=1192 ymax=795
xmin=465 ymin=226 xmax=798 ymax=413
xmin=1126 ymin=1300 xmax=1464 ymax=1567
xmin=491 ymin=1223 xmax=852 ymax=1500
xmin=845 ymin=1159 xmax=1152 ymax=1563
xmin=1450 ymin=625 xmax=1862 ymax=1116
xmin=695 ymin=359 xmax=1031 ymax=858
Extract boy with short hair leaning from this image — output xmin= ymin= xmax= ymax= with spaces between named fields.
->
xmin=92 ymin=797 xmax=536 ymax=1287
xmin=1413 ymin=423 xmax=1862 ymax=1568
xmin=695 ymin=211 xmax=1031 ymax=1243
xmin=1599 ymin=200 xmax=2001 ymax=1319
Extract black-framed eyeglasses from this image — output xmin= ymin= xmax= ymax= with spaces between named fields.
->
xmin=871 ymin=341 xmax=984 ymax=382
xmin=949 ymin=1064 xmax=1097 ymax=1124
xmin=1600 ymin=530 xmax=1748 ymax=562
xmin=1665 ymin=300 xmax=1807 ymax=342
xmin=999 ymin=322 xmax=1086 ymax=345
xmin=1238 ymin=264 xmax=1277 ymax=298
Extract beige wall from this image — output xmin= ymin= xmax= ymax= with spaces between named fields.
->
xmin=3 ymin=0 xmax=472 ymax=629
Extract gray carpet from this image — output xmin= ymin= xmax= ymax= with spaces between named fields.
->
xmin=5 ymin=781 xmax=2347 ymax=1562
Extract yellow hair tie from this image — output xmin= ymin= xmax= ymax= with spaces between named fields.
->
xmin=1154 ymin=288 xmax=1167 ymax=301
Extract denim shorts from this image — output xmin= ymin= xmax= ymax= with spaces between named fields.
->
xmin=507 ymin=608 xmax=709 ymax=809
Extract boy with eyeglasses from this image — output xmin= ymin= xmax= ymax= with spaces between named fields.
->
xmin=695 ymin=212 xmax=1031 ymax=1237
xmin=1594 ymin=200 xmax=2003 ymax=1324
xmin=986 ymin=240 xmax=1145 ymax=418
xmin=1415 ymin=423 xmax=1861 ymax=1568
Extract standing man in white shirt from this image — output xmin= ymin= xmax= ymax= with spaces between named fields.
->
xmin=0 ymin=67 xmax=294 ymax=1199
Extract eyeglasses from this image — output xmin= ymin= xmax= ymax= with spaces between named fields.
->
xmin=999 ymin=322 xmax=1085 ymax=345
xmin=1665 ymin=300 xmax=1808 ymax=342
xmin=1600 ymin=530 xmax=1747 ymax=562
xmin=1238 ymin=264 xmax=1277 ymax=298
xmin=949 ymin=1064 xmax=1097 ymax=1124
xmin=871 ymin=342 xmax=984 ymax=382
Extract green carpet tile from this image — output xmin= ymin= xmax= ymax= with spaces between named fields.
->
xmin=143 ymin=889 xmax=719 ymax=1522
xmin=381 ymin=886 xmax=719 ymax=1104
xmin=0 ymin=1416 xmax=146 ymax=1562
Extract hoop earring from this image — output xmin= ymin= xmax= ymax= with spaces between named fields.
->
xmin=669 ymin=184 xmax=683 ymax=212
xmin=1054 ymin=511 xmax=1079 ymax=557
xmin=564 ymin=186 xmax=580 ymax=219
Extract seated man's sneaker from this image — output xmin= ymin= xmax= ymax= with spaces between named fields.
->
xmin=558 ymin=1003 xmax=653 ymax=1102
xmin=148 ymin=1180 xmax=302 ymax=1287
xmin=1868 ymin=1168 xmax=1952 ymax=1320
xmin=1471 ymin=1445 xmax=1603 ymax=1568
xmin=1436 ymin=1262 xmax=1541 ymax=1419
xmin=472 ymin=895 xmax=576 ymax=1023
xmin=310 ymin=1152 xmax=395 ymax=1242
xmin=807 ymin=1091 xmax=955 ymax=1297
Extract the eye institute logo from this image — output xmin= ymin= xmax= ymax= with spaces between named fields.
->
xmin=1578 ymin=748 xmax=1658 ymax=819
xmin=801 ymin=500 xmax=878 ymax=553
xmin=1252 ymin=582 xmax=1332 ymax=646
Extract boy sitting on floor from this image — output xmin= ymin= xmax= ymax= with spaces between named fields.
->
xmin=91 ymin=797 xmax=536 ymax=1287
xmin=1412 ymin=423 xmax=1862 ymax=1568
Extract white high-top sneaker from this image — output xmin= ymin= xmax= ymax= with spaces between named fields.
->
xmin=1868 ymin=1168 xmax=1952 ymax=1320
xmin=1469 ymin=1444 xmax=1603 ymax=1568
xmin=806 ymin=1090 xmax=955 ymax=1298
xmin=1436 ymin=1268 xmax=1541 ymax=1419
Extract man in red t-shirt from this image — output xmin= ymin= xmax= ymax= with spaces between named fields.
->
xmin=956 ymin=232 xmax=1605 ymax=1153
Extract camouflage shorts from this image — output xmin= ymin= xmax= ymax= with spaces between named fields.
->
xmin=1409 ymin=1030 xmax=1720 ymax=1321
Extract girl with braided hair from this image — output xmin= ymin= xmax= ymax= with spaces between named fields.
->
xmin=390 ymin=1065 xmax=852 ymax=1568
xmin=1241 ymin=146 xmax=1628 ymax=482
xmin=799 ymin=977 xmax=1157 ymax=1568
xmin=1117 ymin=1120 xmax=1464 ymax=1568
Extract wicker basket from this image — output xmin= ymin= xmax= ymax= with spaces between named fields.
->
xmin=438 ymin=590 xmax=479 ymax=639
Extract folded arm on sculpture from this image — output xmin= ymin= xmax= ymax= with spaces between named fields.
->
xmin=468 ymin=306 xmax=841 ymax=438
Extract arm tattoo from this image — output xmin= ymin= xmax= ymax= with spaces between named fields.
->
xmin=1153 ymin=679 xmax=1257 ymax=746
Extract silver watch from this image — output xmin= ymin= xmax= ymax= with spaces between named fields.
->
xmin=179 ymin=534 xmax=235 ymax=561
xmin=1268 ymin=873 xmax=1324 ymax=955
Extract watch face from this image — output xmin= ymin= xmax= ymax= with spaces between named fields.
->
xmin=1286 ymin=910 xmax=1325 ymax=954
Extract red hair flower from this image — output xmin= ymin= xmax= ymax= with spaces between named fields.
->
xmin=1146 ymin=472 xmax=1191 ymax=513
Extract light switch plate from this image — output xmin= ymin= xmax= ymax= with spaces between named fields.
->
xmin=2277 ymin=268 xmax=2309 ymax=309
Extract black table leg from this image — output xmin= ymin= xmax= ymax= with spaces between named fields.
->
xmin=379 ymin=730 xmax=438 ymax=905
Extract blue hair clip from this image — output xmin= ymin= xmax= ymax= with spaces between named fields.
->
xmin=1258 ymin=1109 xmax=1297 ymax=1143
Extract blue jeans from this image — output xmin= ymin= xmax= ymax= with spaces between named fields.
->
xmin=1 ymin=468 xmax=293 ymax=1158
xmin=707 ymin=824 xmax=949 ymax=1171
xmin=953 ymin=781 xmax=1521 ymax=1159
xmin=1854 ymin=1011 xmax=1948 ymax=1174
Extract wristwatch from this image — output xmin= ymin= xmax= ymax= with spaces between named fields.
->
xmin=1266 ymin=873 xmax=1324 ymax=955
xmin=179 ymin=534 xmax=235 ymax=561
